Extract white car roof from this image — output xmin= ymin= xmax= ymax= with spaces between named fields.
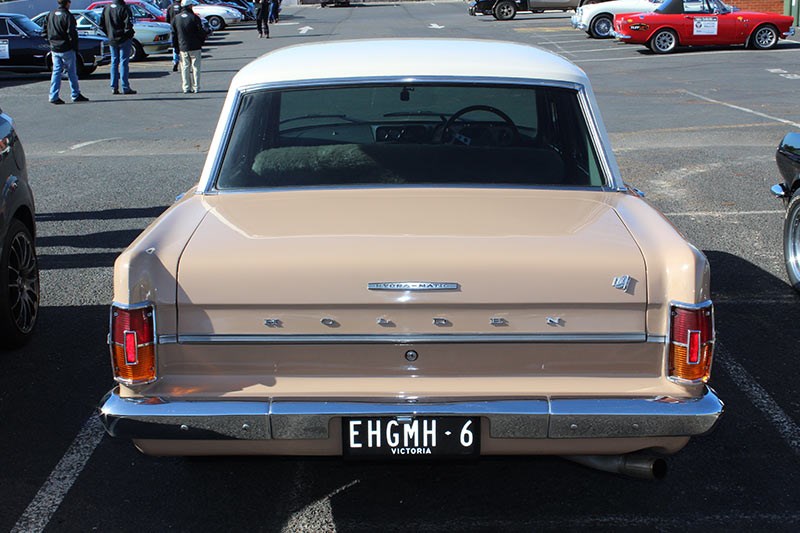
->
xmin=231 ymin=39 xmax=590 ymax=88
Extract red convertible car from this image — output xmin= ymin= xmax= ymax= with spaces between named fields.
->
xmin=612 ymin=0 xmax=795 ymax=53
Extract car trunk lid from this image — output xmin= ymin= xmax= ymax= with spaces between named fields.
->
xmin=176 ymin=188 xmax=647 ymax=336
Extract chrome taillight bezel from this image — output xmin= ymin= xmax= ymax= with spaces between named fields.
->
xmin=108 ymin=301 xmax=158 ymax=386
xmin=666 ymin=300 xmax=715 ymax=385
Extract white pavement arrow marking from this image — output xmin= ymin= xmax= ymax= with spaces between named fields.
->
xmin=429 ymin=23 xmax=445 ymax=29
xmin=299 ymin=26 xmax=314 ymax=34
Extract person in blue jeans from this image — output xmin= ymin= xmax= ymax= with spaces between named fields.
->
xmin=44 ymin=0 xmax=89 ymax=104
xmin=100 ymin=0 xmax=137 ymax=94
xmin=268 ymin=0 xmax=280 ymax=23
xmin=166 ymin=0 xmax=182 ymax=71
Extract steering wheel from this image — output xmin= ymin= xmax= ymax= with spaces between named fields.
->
xmin=440 ymin=105 xmax=519 ymax=146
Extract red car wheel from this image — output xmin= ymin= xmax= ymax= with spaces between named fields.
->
xmin=751 ymin=25 xmax=779 ymax=50
xmin=649 ymin=29 xmax=678 ymax=54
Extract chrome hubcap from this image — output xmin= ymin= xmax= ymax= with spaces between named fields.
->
xmin=755 ymin=28 xmax=776 ymax=48
xmin=7 ymin=232 xmax=38 ymax=334
xmin=655 ymin=32 xmax=674 ymax=51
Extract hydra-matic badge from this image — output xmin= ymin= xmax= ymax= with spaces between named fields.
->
xmin=368 ymin=282 xmax=460 ymax=291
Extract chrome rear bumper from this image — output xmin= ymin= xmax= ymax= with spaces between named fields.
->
xmin=99 ymin=387 xmax=723 ymax=442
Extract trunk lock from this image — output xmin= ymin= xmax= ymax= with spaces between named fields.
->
xmin=405 ymin=350 xmax=419 ymax=362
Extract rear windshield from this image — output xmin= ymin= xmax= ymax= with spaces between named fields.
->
xmin=215 ymin=83 xmax=606 ymax=190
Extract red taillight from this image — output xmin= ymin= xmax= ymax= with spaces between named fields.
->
xmin=110 ymin=304 xmax=156 ymax=384
xmin=124 ymin=331 xmax=138 ymax=364
xmin=669 ymin=301 xmax=714 ymax=383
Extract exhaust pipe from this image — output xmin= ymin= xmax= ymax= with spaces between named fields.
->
xmin=562 ymin=454 xmax=667 ymax=480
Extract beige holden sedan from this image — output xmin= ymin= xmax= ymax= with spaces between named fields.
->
xmin=98 ymin=39 xmax=723 ymax=479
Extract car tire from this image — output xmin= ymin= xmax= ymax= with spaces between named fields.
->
xmin=589 ymin=14 xmax=613 ymax=39
xmin=493 ymin=1 xmax=517 ymax=21
xmin=207 ymin=15 xmax=225 ymax=31
xmin=784 ymin=193 xmax=800 ymax=292
xmin=751 ymin=24 xmax=779 ymax=50
xmin=0 ymin=219 xmax=39 ymax=349
xmin=649 ymin=28 xmax=678 ymax=54
xmin=130 ymin=40 xmax=146 ymax=61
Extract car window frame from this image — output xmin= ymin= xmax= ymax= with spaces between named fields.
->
xmin=200 ymin=77 xmax=623 ymax=195
xmin=5 ymin=19 xmax=24 ymax=37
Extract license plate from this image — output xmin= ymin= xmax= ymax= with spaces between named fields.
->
xmin=343 ymin=416 xmax=480 ymax=458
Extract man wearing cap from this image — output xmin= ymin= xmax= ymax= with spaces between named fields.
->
xmin=44 ymin=0 xmax=89 ymax=104
xmin=171 ymin=0 xmax=206 ymax=93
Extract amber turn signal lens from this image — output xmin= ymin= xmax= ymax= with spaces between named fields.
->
xmin=669 ymin=344 xmax=713 ymax=382
xmin=668 ymin=301 xmax=714 ymax=383
xmin=109 ymin=304 xmax=157 ymax=384
xmin=112 ymin=344 xmax=156 ymax=384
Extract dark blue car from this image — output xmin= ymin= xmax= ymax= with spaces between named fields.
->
xmin=0 ymin=13 xmax=109 ymax=78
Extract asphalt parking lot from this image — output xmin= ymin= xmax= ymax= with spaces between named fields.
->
xmin=2 ymin=2 xmax=800 ymax=531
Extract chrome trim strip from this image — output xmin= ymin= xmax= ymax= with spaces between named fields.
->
xmin=577 ymin=87 xmax=621 ymax=190
xmin=175 ymin=333 xmax=647 ymax=344
xmin=647 ymin=335 xmax=667 ymax=343
xmin=202 ymin=89 xmax=243 ymax=194
xmin=158 ymin=335 xmax=177 ymax=345
xmin=98 ymin=387 xmax=723 ymax=441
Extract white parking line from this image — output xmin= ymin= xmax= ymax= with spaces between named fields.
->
xmin=717 ymin=343 xmax=800 ymax=455
xmin=58 ymin=138 xmax=121 ymax=154
xmin=536 ymin=39 xmax=597 ymax=44
xmin=281 ymin=480 xmax=360 ymax=532
xmin=574 ymin=47 xmax=798 ymax=63
xmin=683 ymin=90 xmax=800 ymax=129
xmin=12 ymin=416 xmax=105 ymax=533
xmin=713 ymin=296 xmax=799 ymax=304
xmin=664 ymin=209 xmax=783 ymax=217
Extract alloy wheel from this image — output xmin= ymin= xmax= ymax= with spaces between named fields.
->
xmin=7 ymin=230 xmax=38 ymax=334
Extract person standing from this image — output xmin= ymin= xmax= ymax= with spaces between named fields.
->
xmin=165 ymin=0 xmax=182 ymax=71
xmin=254 ymin=0 xmax=269 ymax=38
xmin=44 ymin=0 xmax=89 ymax=104
xmin=171 ymin=0 xmax=205 ymax=94
xmin=268 ymin=0 xmax=280 ymax=24
xmin=99 ymin=0 xmax=137 ymax=95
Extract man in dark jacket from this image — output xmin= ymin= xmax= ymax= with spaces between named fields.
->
xmin=254 ymin=0 xmax=268 ymax=38
xmin=99 ymin=0 xmax=137 ymax=95
xmin=171 ymin=0 xmax=205 ymax=94
xmin=165 ymin=0 xmax=182 ymax=71
xmin=45 ymin=0 xmax=89 ymax=104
